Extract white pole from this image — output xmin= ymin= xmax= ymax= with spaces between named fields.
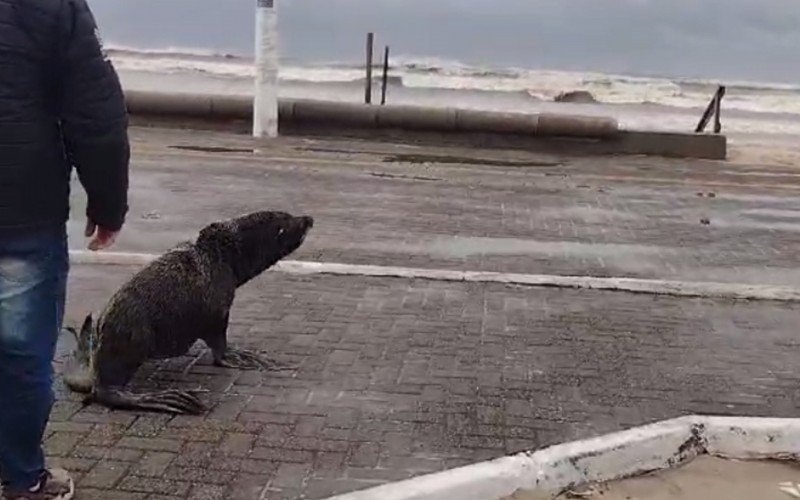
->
xmin=253 ymin=0 xmax=278 ymax=138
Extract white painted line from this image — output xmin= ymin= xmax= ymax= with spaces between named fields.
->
xmin=322 ymin=416 xmax=800 ymax=500
xmin=68 ymin=250 xmax=800 ymax=302
xmin=69 ymin=251 xmax=155 ymax=267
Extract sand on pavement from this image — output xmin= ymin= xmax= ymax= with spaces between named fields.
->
xmin=503 ymin=456 xmax=800 ymax=500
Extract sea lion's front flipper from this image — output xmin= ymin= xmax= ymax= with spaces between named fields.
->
xmin=214 ymin=348 xmax=293 ymax=371
xmin=93 ymin=387 xmax=207 ymax=415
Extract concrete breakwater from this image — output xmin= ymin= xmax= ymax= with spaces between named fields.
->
xmin=124 ymin=90 xmax=726 ymax=159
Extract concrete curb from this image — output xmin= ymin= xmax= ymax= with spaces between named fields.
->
xmin=122 ymin=91 xmax=726 ymax=160
xmin=68 ymin=251 xmax=800 ymax=302
xmin=323 ymin=416 xmax=800 ymax=500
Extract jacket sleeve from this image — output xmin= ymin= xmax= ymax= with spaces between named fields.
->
xmin=58 ymin=0 xmax=130 ymax=231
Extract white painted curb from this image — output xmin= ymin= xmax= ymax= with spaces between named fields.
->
xmin=69 ymin=251 xmax=155 ymax=267
xmin=323 ymin=416 xmax=800 ymax=500
xmin=69 ymin=250 xmax=800 ymax=302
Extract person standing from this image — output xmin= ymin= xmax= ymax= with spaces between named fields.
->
xmin=0 ymin=0 xmax=129 ymax=498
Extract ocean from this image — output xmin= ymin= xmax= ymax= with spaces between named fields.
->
xmin=109 ymin=46 xmax=800 ymax=140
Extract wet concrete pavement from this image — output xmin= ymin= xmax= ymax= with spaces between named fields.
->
xmin=67 ymin=127 xmax=800 ymax=286
xmin=50 ymin=127 xmax=800 ymax=500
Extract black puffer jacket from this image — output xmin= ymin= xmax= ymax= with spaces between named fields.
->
xmin=0 ymin=0 xmax=129 ymax=233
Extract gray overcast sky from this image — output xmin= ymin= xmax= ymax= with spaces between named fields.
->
xmin=91 ymin=0 xmax=800 ymax=82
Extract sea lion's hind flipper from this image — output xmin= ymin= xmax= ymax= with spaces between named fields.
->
xmin=214 ymin=348 xmax=295 ymax=371
xmin=92 ymin=387 xmax=207 ymax=415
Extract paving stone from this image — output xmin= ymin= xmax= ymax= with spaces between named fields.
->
xmin=83 ymin=423 xmax=129 ymax=447
xmin=312 ymin=451 xmax=348 ymax=479
xmin=73 ymin=489 xmax=145 ymax=500
xmin=80 ymin=461 xmax=130 ymax=489
xmin=187 ymin=484 xmax=227 ymax=500
xmin=165 ymin=466 xmax=235 ymax=486
xmin=219 ymin=433 xmax=256 ymax=458
xmin=158 ymin=426 xmax=225 ymax=443
xmin=130 ymin=452 xmax=176 ymax=477
xmin=116 ymin=437 xmax=183 ymax=453
xmin=348 ymin=442 xmax=381 ymax=467
xmin=117 ymin=476 xmax=191 ymax=496
xmin=173 ymin=442 xmax=216 ymax=468
xmin=304 ymin=478 xmax=382 ymax=499
xmin=250 ymin=447 xmax=314 ymax=464
xmin=345 ymin=467 xmax=414 ymax=482
xmin=72 ymin=446 xmax=144 ymax=462
xmin=47 ymin=456 xmax=97 ymax=474
xmin=46 ymin=421 xmax=94 ymax=434
xmin=227 ymin=473 xmax=270 ymax=500
xmin=270 ymin=463 xmax=311 ymax=490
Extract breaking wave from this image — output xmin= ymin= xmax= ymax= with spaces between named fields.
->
xmin=107 ymin=45 xmax=800 ymax=117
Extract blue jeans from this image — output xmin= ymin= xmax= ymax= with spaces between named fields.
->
xmin=0 ymin=226 xmax=68 ymax=491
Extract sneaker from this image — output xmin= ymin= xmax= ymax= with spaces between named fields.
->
xmin=3 ymin=469 xmax=74 ymax=500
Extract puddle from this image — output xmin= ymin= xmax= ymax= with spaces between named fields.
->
xmin=384 ymin=153 xmax=562 ymax=168
xmin=169 ymin=145 xmax=254 ymax=154
xmin=710 ymin=193 xmax=798 ymax=205
xmin=740 ymin=208 xmax=800 ymax=219
xmin=712 ymin=216 xmax=800 ymax=232
xmin=718 ymin=169 xmax=800 ymax=178
xmin=369 ymin=172 xmax=443 ymax=182
xmin=534 ymin=206 xmax=640 ymax=224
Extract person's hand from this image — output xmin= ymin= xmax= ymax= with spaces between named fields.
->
xmin=85 ymin=220 xmax=119 ymax=251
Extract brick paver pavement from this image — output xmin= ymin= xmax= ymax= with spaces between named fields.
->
xmin=51 ymin=263 xmax=800 ymax=499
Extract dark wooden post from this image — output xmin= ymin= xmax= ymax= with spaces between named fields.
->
xmin=695 ymin=86 xmax=726 ymax=134
xmin=714 ymin=86 xmax=726 ymax=134
xmin=365 ymin=33 xmax=374 ymax=104
xmin=381 ymin=46 xmax=390 ymax=105
xmin=696 ymin=98 xmax=716 ymax=133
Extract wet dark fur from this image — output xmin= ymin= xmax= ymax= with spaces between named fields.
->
xmin=65 ymin=211 xmax=313 ymax=414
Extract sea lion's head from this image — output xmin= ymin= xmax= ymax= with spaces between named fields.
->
xmin=198 ymin=211 xmax=314 ymax=285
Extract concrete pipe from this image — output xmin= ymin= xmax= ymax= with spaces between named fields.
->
xmin=125 ymin=91 xmax=216 ymax=118
xmin=376 ymin=105 xmax=458 ymax=131
xmin=291 ymin=100 xmax=379 ymax=128
xmin=455 ymin=110 xmax=540 ymax=135
xmin=537 ymin=113 xmax=619 ymax=138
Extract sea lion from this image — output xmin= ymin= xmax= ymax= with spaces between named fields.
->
xmin=63 ymin=210 xmax=314 ymax=414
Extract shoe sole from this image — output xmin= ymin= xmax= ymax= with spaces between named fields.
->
xmin=2 ymin=475 xmax=74 ymax=500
